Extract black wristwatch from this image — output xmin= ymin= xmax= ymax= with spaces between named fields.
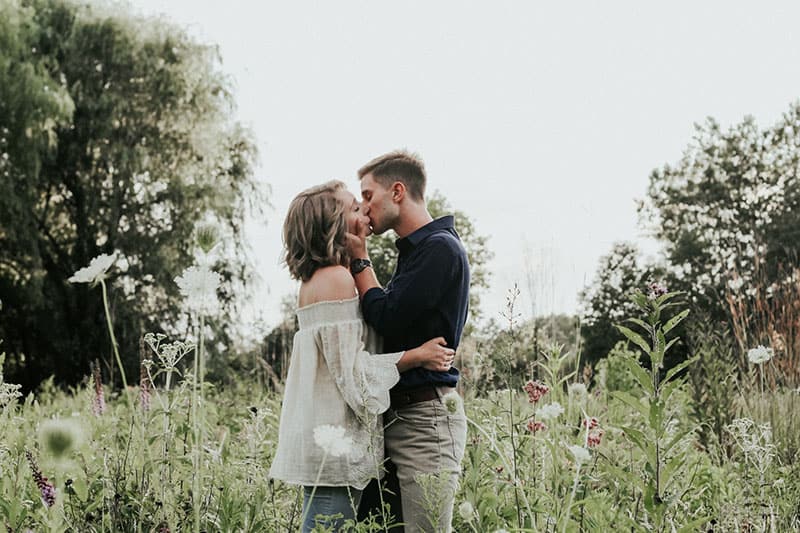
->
xmin=350 ymin=258 xmax=372 ymax=275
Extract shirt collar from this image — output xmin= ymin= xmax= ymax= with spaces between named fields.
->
xmin=395 ymin=215 xmax=455 ymax=255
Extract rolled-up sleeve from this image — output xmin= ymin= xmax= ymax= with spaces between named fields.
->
xmin=362 ymin=237 xmax=463 ymax=337
xmin=317 ymin=320 xmax=403 ymax=422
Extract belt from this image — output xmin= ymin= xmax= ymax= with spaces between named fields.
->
xmin=389 ymin=386 xmax=439 ymax=410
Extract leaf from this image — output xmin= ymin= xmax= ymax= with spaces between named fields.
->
xmin=625 ymin=318 xmax=653 ymax=335
xmin=620 ymin=425 xmax=657 ymax=467
xmin=649 ymin=398 xmax=663 ymax=433
xmin=662 ymin=309 xmax=689 ymax=334
xmin=664 ymin=355 xmax=699 ymax=384
xmin=615 ymin=325 xmax=651 ymax=355
xmin=618 ymin=356 xmax=655 ymax=395
xmin=611 ymin=391 xmax=650 ymax=420
xmin=664 ymin=337 xmax=680 ymax=354
xmin=678 ymin=516 xmax=713 ymax=533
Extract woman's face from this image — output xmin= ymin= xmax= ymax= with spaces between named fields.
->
xmin=335 ymin=188 xmax=371 ymax=236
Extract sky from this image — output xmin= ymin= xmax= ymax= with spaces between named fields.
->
xmin=129 ymin=1 xmax=800 ymax=335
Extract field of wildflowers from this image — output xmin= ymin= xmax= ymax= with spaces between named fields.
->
xmin=1 ymin=243 xmax=800 ymax=532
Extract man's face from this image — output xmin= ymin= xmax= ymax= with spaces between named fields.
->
xmin=360 ymin=173 xmax=398 ymax=235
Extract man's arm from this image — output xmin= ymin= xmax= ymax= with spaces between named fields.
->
xmin=361 ymin=237 xmax=464 ymax=337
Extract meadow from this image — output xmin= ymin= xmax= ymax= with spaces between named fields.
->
xmin=1 ymin=257 xmax=798 ymax=532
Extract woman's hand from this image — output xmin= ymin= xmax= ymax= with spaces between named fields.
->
xmin=406 ymin=337 xmax=455 ymax=372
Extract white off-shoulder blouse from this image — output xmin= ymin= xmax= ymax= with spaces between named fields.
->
xmin=268 ymin=297 xmax=403 ymax=489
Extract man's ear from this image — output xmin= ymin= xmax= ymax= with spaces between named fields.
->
xmin=391 ymin=182 xmax=406 ymax=203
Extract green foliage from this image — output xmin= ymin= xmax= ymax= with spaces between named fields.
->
xmin=0 ymin=0 xmax=266 ymax=390
xmin=640 ymin=106 xmax=800 ymax=315
xmin=579 ymin=243 xmax=672 ymax=368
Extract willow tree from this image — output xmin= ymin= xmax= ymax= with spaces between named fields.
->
xmin=0 ymin=0 xmax=266 ymax=390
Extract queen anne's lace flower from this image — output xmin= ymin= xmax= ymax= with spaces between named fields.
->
xmin=69 ymin=252 xmax=118 ymax=285
xmin=747 ymin=345 xmax=774 ymax=365
xmin=537 ymin=402 xmax=564 ymax=421
xmin=313 ymin=425 xmax=353 ymax=458
xmin=568 ymin=445 xmax=591 ymax=465
xmin=458 ymin=501 xmax=475 ymax=522
xmin=174 ymin=266 xmax=221 ymax=316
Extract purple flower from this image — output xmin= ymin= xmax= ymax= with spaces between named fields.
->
xmin=26 ymin=450 xmax=56 ymax=508
xmin=647 ymin=282 xmax=668 ymax=300
xmin=91 ymin=361 xmax=105 ymax=416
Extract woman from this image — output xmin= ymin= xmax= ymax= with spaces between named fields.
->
xmin=268 ymin=180 xmax=455 ymax=531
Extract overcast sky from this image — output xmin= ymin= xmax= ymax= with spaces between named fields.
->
xmin=130 ymin=1 xmax=800 ymax=334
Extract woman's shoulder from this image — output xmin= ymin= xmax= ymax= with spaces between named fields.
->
xmin=299 ymin=265 xmax=356 ymax=306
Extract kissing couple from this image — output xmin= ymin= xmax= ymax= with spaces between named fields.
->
xmin=269 ymin=150 xmax=470 ymax=532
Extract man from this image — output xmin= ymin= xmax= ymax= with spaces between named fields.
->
xmin=347 ymin=150 xmax=470 ymax=532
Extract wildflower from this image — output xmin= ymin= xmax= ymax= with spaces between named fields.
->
xmin=174 ymin=265 xmax=221 ymax=316
xmin=568 ymin=382 xmax=587 ymax=397
xmin=747 ymin=345 xmax=774 ymax=365
xmin=40 ymin=419 xmax=82 ymax=459
xmin=537 ymin=402 xmax=564 ymax=421
xmin=567 ymin=445 xmax=591 ymax=465
xmin=139 ymin=360 xmax=152 ymax=412
xmin=523 ymin=380 xmax=549 ymax=403
xmin=313 ymin=425 xmax=353 ymax=458
xmin=25 ymin=450 xmax=56 ymax=507
xmin=526 ymin=419 xmax=546 ymax=433
xmin=91 ymin=361 xmax=105 ymax=416
xmin=587 ymin=428 xmax=605 ymax=448
xmin=195 ymin=221 xmax=221 ymax=255
xmin=68 ymin=252 xmax=118 ymax=285
xmin=582 ymin=416 xmax=599 ymax=430
xmin=441 ymin=390 xmax=462 ymax=414
xmin=647 ymin=281 xmax=668 ymax=300
xmin=457 ymin=501 xmax=475 ymax=522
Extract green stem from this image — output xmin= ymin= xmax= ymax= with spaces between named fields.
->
xmin=101 ymin=280 xmax=129 ymax=403
xmin=300 ymin=452 xmax=329 ymax=530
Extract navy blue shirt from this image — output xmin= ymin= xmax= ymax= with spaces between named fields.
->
xmin=362 ymin=216 xmax=470 ymax=391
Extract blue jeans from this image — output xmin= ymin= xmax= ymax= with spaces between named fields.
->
xmin=302 ymin=485 xmax=362 ymax=532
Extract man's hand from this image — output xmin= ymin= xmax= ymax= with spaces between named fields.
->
xmin=345 ymin=217 xmax=370 ymax=259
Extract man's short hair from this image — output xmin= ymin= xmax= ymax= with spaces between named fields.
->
xmin=357 ymin=150 xmax=426 ymax=202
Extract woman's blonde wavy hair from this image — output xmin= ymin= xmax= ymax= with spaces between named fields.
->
xmin=283 ymin=180 xmax=350 ymax=282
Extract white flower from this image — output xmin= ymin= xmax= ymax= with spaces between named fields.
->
xmin=441 ymin=391 xmax=462 ymax=414
xmin=174 ymin=266 xmax=221 ymax=316
xmin=747 ymin=345 xmax=774 ymax=365
xmin=568 ymin=383 xmax=587 ymax=397
xmin=568 ymin=444 xmax=591 ymax=465
xmin=537 ymin=402 xmax=564 ymax=421
xmin=313 ymin=425 xmax=353 ymax=458
xmin=493 ymin=530 xmax=510 ymax=533
xmin=457 ymin=501 xmax=474 ymax=522
xmin=68 ymin=252 xmax=118 ymax=284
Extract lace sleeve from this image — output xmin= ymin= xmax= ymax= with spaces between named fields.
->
xmin=318 ymin=320 xmax=402 ymax=422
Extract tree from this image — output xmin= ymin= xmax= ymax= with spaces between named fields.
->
xmin=640 ymin=106 xmax=800 ymax=313
xmin=579 ymin=243 xmax=669 ymax=367
xmin=367 ymin=190 xmax=493 ymax=329
xmin=0 ymin=0 xmax=266 ymax=390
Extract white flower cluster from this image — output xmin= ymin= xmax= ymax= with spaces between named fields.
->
xmin=313 ymin=424 xmax=353 ymax=458
xmin=568 ymin=444 xmax=591 ymax=465
xmin=747 ymin=345 xmax=774 ymax=365
xmin=174 ymin=265 xmax=221 ymax=316
xmin=68 ymin=252 xmax=118 ymax=285
xmin=537 ymin=402 xmax=564 ymax=421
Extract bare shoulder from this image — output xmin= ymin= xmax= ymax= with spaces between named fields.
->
xmin=300 ymin=266 xmax=356 ymax=305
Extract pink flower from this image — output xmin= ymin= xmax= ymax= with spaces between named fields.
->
xmin=91 ymin=361 xmax=105 ymax=416
xmin=139 ymin=361 xmax=152 ymax=412
xmin=582 ymin=416 xmax=599 ymax=430
xmin=526 ymin=419 xmax=547 ymax=433
xmin=647 ymin=282 xmax=668 ymax=300
xmin=587 ymin=429 xmax=605 ymax=448
xmin=26 ymin=450 xmax=56 ymax=507
xmin=523 ymin=380 xmax=550 ymax=403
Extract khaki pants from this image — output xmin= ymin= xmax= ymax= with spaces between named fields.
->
xmin=384 ymin=387 xmax=467 ymax=533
